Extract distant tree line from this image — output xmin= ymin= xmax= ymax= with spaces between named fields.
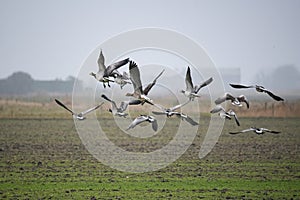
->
xmin=0 ymin=71 xmax=82 ymax=95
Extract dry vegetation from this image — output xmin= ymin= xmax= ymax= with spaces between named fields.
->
xmin=0 ymin=97 xmax=300 ymax=119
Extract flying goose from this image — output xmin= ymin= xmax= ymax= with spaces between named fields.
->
xmin=55 ymin=99 xmax=103 ymax=120
xmin=113 ymin=71 xmax=131 ymax=89
xmin=215 ymin=92 xmax=249 ymax=108
xmin=181 ymin=66 xmax=213 ymax=100
xmin=210 ymin=105 xmax=240 ymax=126
xmin=152 ymin=100 xmax=198 ymax=126
xmin=229 ymin=83 xmax=284 ymax=101
xmin=126 ymin=115 xmax=158 ymax=131
xmin=89 ymin=50 xmax=130 ymax=88
xmin=126 ymin=61 xmax=165 ymax=105
xmin=101 ymin=94 xmax=140 ymax=117
xmin=229 ymin=127 xmax=280 ymax=135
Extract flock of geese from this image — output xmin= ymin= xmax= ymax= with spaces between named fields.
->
xmin=55 ymin=50 xmax=283 ymax=135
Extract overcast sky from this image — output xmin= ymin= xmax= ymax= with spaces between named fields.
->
xmin=0 ymin=0 xmax=299 ymax=83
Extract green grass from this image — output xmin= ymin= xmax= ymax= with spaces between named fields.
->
xmin=0 ymin=117 xmax=299 ymax=199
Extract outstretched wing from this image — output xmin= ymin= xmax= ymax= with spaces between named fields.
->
xmin=81 ymin=102 xmax=104 ymax=116
xmin=97 ymin=50 xmax=106 ymax=73
xmin=143 ymin=69 xmax=165 ymax=95
xmin=152 ymin=111 xmax=167 ymax=115
xmin=101 ymin=94 xmax=118 ymax=111
xmin=229 ymin=128 xmax=252 ymax=134
xmin=195 ymin=77 xmax=213 ymax=93
xmin=215 ymin=93 xmax=235 ymax=104
xmin=126 ymin=116 xmax=147 ymax=130
xmin=183 ymin=115 xmax=199 ymax=126
xmin=152 ymin=119 xmax=158 ymax=131
xmin=128 ymin=99 xmax=143 ymax=105
xmin=237 ymin=95 xmax=250 ymax=109
xmin=129 ymin=61 xmax=143 ymax=95
xmin=106 ymin=58 xmax=130 ymax=76
xmin=55 ymin=99 xmax=74 ymax=114
xmin=152 ymin=103 xmax=166 ymax=112
xmin=210 ymin=105 xmax=225 ymax=113
xmin=119 ymin=101 xmax=129 ymax=112
xmin=170 ymin=100 xmax=190 ymax=112
xmin=261 ymin=128 xmax=280 ymax=134
xmin=228 ymin=110 xmax=240 ymax=126
xmin=185 ymin=67 xmax=194 ymax=91
xmin=263 ymin=90 xmax=284 ymax=101
xmin=176 ymin=113 xmax=199 ymax=126
xmin=229 ymin=83 xmax=255 ymax=89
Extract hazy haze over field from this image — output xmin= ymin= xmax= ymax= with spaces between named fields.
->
xmin=0 ymin=0 xmax=299 ymax=87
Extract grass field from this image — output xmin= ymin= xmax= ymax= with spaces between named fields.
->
xmin=0 ymin=114 xmax=299 ymax=199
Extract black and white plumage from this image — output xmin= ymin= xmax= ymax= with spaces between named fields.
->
xmin=175 ymin=113 xmax=199 ymax=126
xmin=210 ymin=105 xmax=240 ymax=126
xmin=152 ymin=100 xmax=191 ymax=117
xmin=181 ymin=66 xmax=213 ymax=101
xmin=215 ymin=92 xmax=249 ymax=108
xmin=126 ymin=61 xmax=164 ymax=105
xmin=101 ymin=94 xmax=140 ymax=118
xmin=229 ymin=83 xmax=284 ymax=101
xmin=89 ymin=50 xmax=130 ymax=88
xmin=55 ymin=99 xmax=103 ymax=120
xmin=229 ymin=127 xmax=280 ymax=135
xmin=126 ymin=115 xmax=158 ymax=131
xmin=152 ymin=100 xmax=198 ymax=126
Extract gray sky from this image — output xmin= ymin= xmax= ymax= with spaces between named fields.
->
xmin=0 ymin=0 xmax=299 ymax=83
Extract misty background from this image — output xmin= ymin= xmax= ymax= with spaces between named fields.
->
xmin=0 ymin=0 xmax=299 ymax=97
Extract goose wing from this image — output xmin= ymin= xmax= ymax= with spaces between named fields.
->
xmin=143 ymin=69 xmax=165 ymax=95
xmin=263 ymin=90 xmax=284 ymax=101
xmin=229 ymin=128 xmax=253 ymax=134
xmin=152 ymin=103 xmax=166 ymax=112
xmin=228 ymin=110 xmax=240 ymax=126
xmin=80 ymin=102 xmax=104 ymax=116
xmin=105 ymin=58 xmax=130 ymax=77
xmin=215 ymin=93 xmax=235 ymax=104
xmin=151 ymin=118 xmax=158 ymax=131
xmin=237 ymin=95 xmax=250 ymax=108
xmin=126 ymin=115 xmax=147 ymax=130
xmin=185 ymin=67 xmax=194 ymax=91
xmin=210 ymin=105 xmax=225 ymax=113
xmin=261 ymin=128 xmax=280 ymax=134
xmin=183 ymin=115 xmax=199 ymax=126
xmin=101 ymin=94 xmax=118 ymax=111
xmin=176 ymin=113 xmax=199 ymax=126
xmin=229 ymin=83 xmax=255 ymax=89
xmin=120 ymin=99 xmax=143 ymax=110
xmin=55 ymin=99 xmax=74 ymax=115
xmin=195 ymin=77 xmax=213 ymax=93
xmin=119 ymin=101 xmax=129 ymax=112
xmin=129 ymin=61 xmax=143 ymax=95
xmin=152 ymin=111 xmax=167 ymax=115
xmin=169 ymin=100 xmax=190 ymax=112
xmin=128 ymin=99 xmax=143 ymax=105
xmin=97 ymin=50 xmax=106 ymax=73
